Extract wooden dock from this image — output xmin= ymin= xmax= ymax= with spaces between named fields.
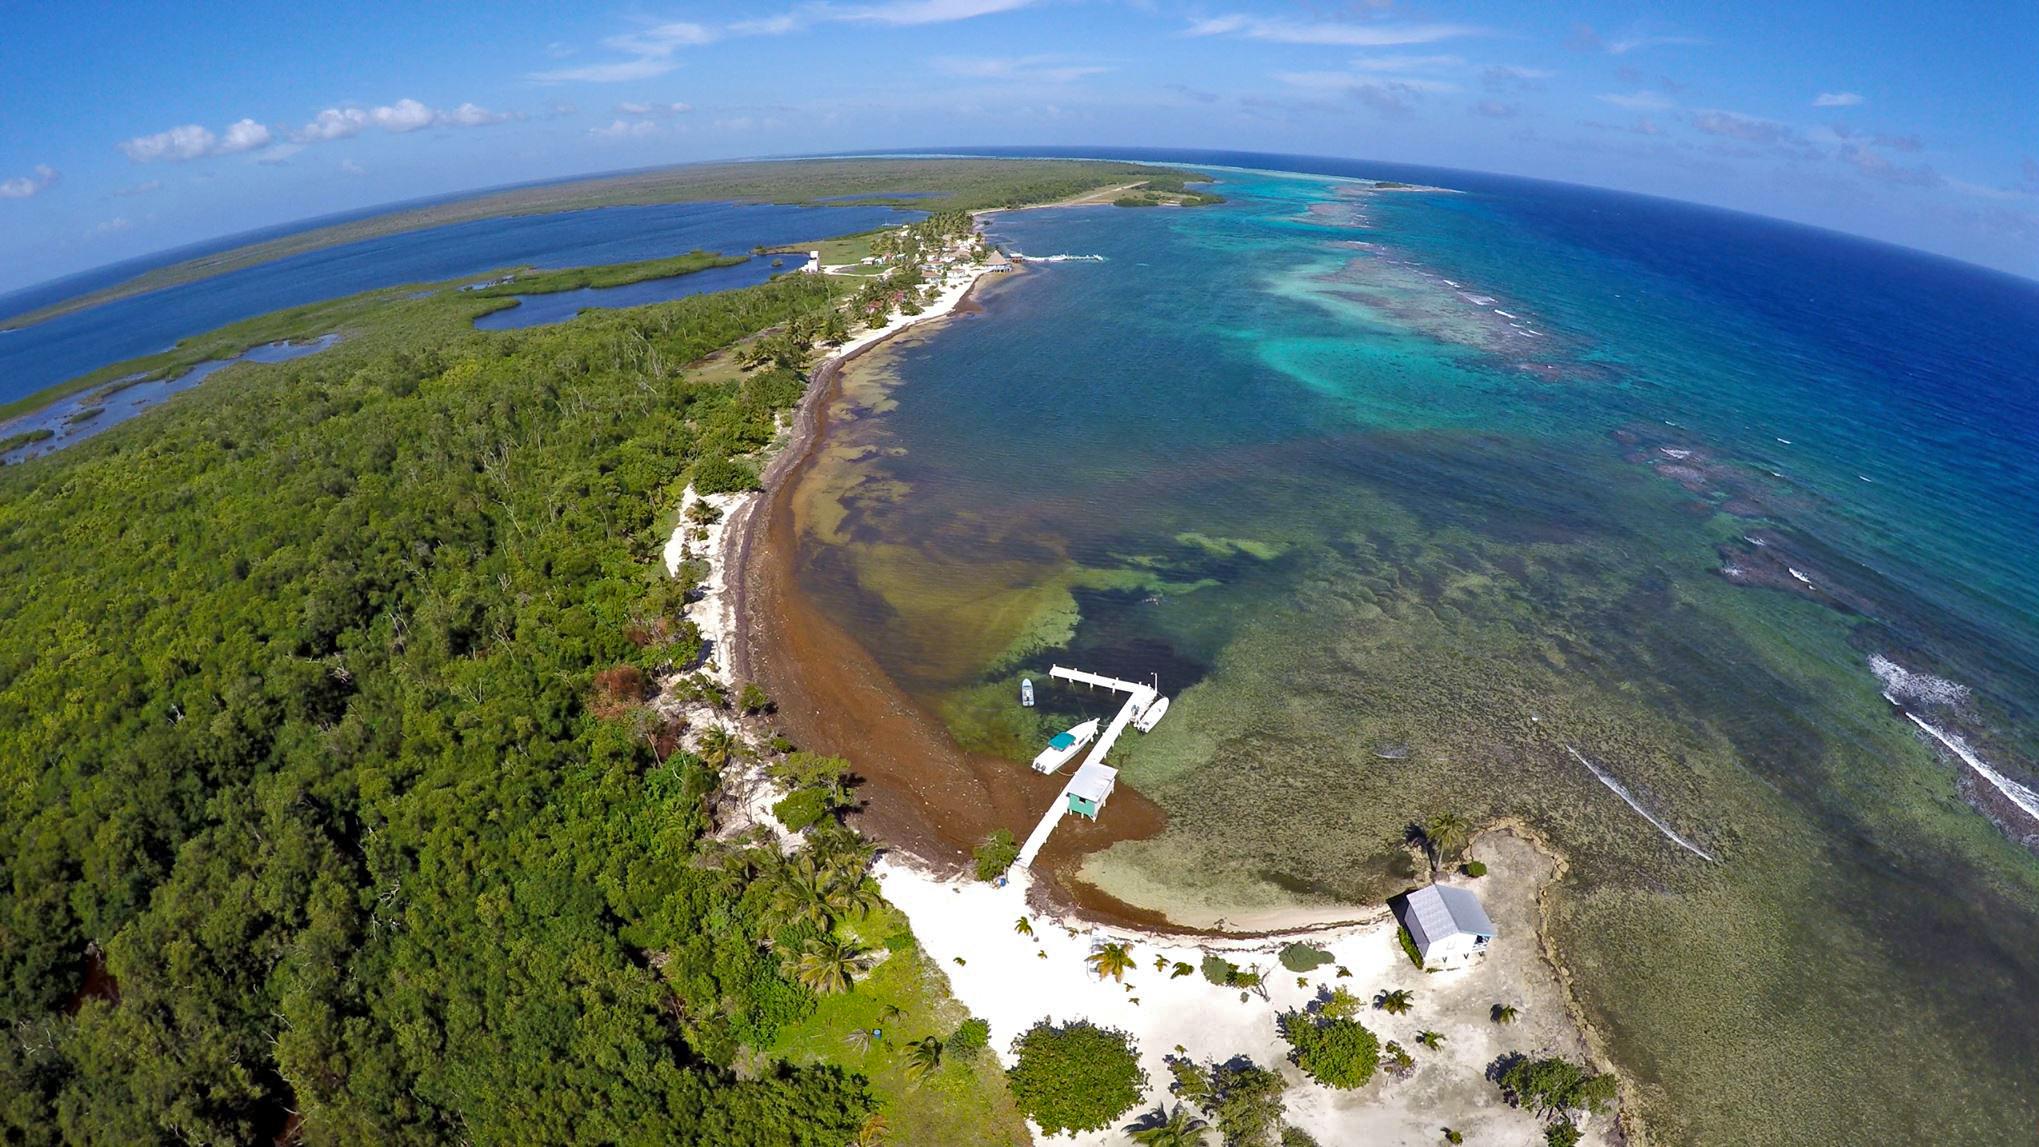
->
xmin=1012 ymin=666 xmax=1163 ymax=871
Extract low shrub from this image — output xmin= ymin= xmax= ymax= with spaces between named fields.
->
xmin=772 ymin=788 xmax=832 ymax=832
xmin=946 ymin=1016 xmax=991 ymax=1060
xmin=1283 ymin=1013 xmax=1380 ymax=1089
xmin=973 ymin=829 xmax=1019 ymax=881
xmin=1397 ymin=925 xmax=1424 ymax=969
xmin=1463 ymin=860 xmax=1488 ymax=878
xmin=1278 ymin=943 xmax=1334 ymax=973
xmin=1200 ymin=954 xmax=1238 ymax=986
xmin=692 ymin=454 xmax=760 ymax=494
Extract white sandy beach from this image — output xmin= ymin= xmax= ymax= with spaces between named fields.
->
xmin=876 ymin=832 xmax=1613 ymax=1146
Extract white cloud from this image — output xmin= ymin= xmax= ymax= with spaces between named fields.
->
xmin=932 ymin=55 xmax=1111 ymax=83
xmin=730 ymin=13 xmax=801 ymax=35
xmin=121 ymin=124 xmax=220 ymax=162
xmin=1604 ymin=33 xmax=1705 ymax=54
xmin=91 ymin=216 xmax=133 ymax=236
xmin=372 ymin=99 xmax=437 ymax=133
xmin=539 ymin=2 xmax=1035 ymax=83
xmin=1346 ymin=54 xmax=1466 ymax=73
xmin=1598 ymin=90 xmax=1676 ymax=111
xmin=530 ymin=57 xmax=680 ymax=84
xmin=215 ymin=118 xmax=273 ymax=154
xmin=532 ymin=19 xmax=713 ymax=82
xmin=340 ymin=159 xmax=366 ymax=176
xmin=829 ymin=0 xmax=1035 ymax=26
xmin=255 ymin=142 xmax=304 ymax=165
xmin=0 ymin=164 xmax=59 ymax=199
xmin=444 ymin=102 xmax=513 ymax=127
xmin=300 ymin=108 xmax=369 ymax=141
xmin=1278 ymin=71 xmax=1458 ymax=95
xmin=1813 ymin=91 xmax=1864 ymax=108
xmin=1187 ymin=14 xmax=1483 ymax=47
xmin=590 ymin=118 xmax=662 ymax=139
xmin=616 ymin=101 xmax=693 ymax=117
xmin=112 ymin=179 xmax=162 ymax=198
xmin=294 ymin=100 xmax=510 ymax=141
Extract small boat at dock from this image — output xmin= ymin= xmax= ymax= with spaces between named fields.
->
xmin=1020 ymin=678 xmax=1035 ymax=707
xmin=1031 ymin=718 xmax=1101 ymax=774
xmin=1133 ymin=695 xmax=1170 ymax=732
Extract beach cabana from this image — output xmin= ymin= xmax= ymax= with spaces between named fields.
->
xmin=1065 ymin=762 xmax=1118 ymax=819
xmin=1396 ymin=884 xmax=1496 ymax=969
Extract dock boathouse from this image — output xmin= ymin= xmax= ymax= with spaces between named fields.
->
xmin=1065 ymin=762 xmax=1118 ymax=819
xmin=1397 ymin=884 xmax=1496 ymax=969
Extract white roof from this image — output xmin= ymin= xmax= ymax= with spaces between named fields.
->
xmin=1402 ymin=884 xmax=1496 ymax=948
xmin=1068 ymin=762 xmax=1117 ymax=802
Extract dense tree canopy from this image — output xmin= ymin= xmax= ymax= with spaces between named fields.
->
xmin=1005 ymin=1020 xmax=1146 ymax=1135
xmin=0 ymin=270 xmax=873 ymax=1143
xmin=1281 ymin=1012 xmax=1380 ymax=1089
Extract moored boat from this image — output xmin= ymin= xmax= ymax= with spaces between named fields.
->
xmin=1020 ymin=678 xmax=1035 ymax=707
xmin=1030 ymin=718 xmax=1100 ymax=773
xmin=1133 ymin=695 xmax=1170 ymax=732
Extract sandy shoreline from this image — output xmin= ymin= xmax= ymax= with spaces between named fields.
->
xmin=701 ymin=212 xmax=1640 ymax=1142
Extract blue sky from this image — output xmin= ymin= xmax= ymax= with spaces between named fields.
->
xmin=2 ymin=1 xmax=2035 ymax=291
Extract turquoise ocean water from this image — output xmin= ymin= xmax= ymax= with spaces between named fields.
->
xmin=792 ymin=157 xmax=2039 ymax=1143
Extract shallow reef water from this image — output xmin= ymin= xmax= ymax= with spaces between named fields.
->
xmin=787 ymin=162 xmax=2039 ymax=1144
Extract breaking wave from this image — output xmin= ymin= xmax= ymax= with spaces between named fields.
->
xmin=1565 ymin=745 xmax=1719 ymax=861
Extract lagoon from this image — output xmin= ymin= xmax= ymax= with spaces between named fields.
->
xmin=0 ymin=201 xmax=911 ymax=407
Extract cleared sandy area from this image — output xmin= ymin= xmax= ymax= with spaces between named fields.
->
xmin=878 ymin=830 xmax=1616 ymax=1145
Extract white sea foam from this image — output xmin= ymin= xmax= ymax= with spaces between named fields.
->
xmin=1869 ymin=654 xmax=1970 ymax=707
xmin=1565 ymin=746 xmax=1718 ymax=861
xmin=1493 ymin=309 xmax=1516 ymax=318
xmin=1788 ymin=568 xmax=1813 ymax=585
xmin=1906 ymin=715 xmax=2039 ymax=824
xmin=1458 ymin=292 xmax=1497 ymax=306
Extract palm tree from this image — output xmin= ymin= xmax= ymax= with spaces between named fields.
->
xmin=1129 ymin=1103 xmax=1211 ymax=1146
xmin=770 ymin=857 xmax=836 ymax=931
xmin=809 ymin=826 xmax=875 ymax=882
xmin=696 ymin=726 xmax=746 ymax=770
xmin=879 ymin=1003 xmax=906 ymax=1024
xmin=1086 ymin=942 xmax=1136 ymax=982
xmin=853 ymin=1112 xmax=890 ymax=1147
xmin=831 ymin=875 xmax=884 ymax=921
xmin=904 ymin=1035 xmax=943 ymax=1079
xmin=843 ymin=1027 xmax=875 ymax=1055
xmin=1416 ymin=1030 xmax=1445 ymax=1050
xmin=1491 ymin=1003 xmax=1519 ymax=1025
xmin=1376 ymin=989 xmax=1415 ymax=1015
xmin=791 ymin=934 xmax=874 ymax=995
xmin=1424 ymin=812 xmax=1470 ymax=871
xmin=1014 ymin=916 xmax=1034 ymax=937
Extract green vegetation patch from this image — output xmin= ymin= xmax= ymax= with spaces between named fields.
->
xmin=468 ymin=249 xmax=744 ymax=295
xmin=1006 ymin=1020 xmax=1147 ymax=1135
xmin=1277 ymin=942 xmax=1334 ymax=973
xmin=0 ymin=265 xmax=917 ymax=1143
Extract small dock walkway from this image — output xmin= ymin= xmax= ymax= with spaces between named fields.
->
xmin=1013 ymin=666 xmax=1161 ymax=871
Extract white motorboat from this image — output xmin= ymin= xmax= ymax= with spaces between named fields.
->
xmin=1133 ymin=695 xmax=1170 ymax=732
xmin=1030 ymin=718 xmax=1101 ymax=773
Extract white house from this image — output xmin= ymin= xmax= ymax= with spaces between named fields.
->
xmin=1397 ymin=884 xmax=1496 ymax=969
